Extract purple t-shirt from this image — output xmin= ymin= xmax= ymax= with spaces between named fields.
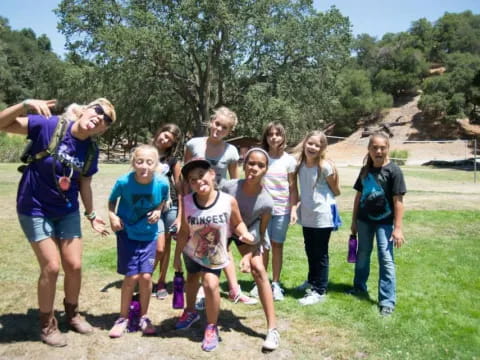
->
xmin=17 ymin=115 xmax=98 ymax=217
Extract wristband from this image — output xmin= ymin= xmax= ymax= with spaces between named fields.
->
xmin=84 ymin=211 xmax=96 ymax=220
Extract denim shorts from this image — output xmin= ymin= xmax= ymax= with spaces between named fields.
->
xmin=267 ymin=213 xmax=290 ymax=244
xmin=183 ymin=254 xmax=221 ymax=276
xmin=159 ymin=206 xmax=178 ymax=234
xmin=117 ymin=230 xmax=157 ymax=276
xmin=18 ymin=211 xmax=82 ymax=243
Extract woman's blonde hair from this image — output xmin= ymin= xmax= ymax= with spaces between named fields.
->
xmin=292 ymin=130 xmax=328 ymax=188
xmin=130 ymin=144 xmax=159 ymax=167
xmin=62 ymin=98 xmax=116 ymax=125
xmin=211 ymin=106 xmax=238 ymax=130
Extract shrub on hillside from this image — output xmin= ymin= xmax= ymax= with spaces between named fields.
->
xmin=390 ymin=149 xmax=409 ymax=165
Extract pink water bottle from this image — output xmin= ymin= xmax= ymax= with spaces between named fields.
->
xmin=172 ymin=271 xmax=185 ymax=309
xmin=347 ymin=235 xmax=357 ymax=263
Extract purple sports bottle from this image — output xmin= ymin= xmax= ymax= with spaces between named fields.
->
xmin=347 ymin=234 xmax=358 ymax=263
xmin=127 ymin=296 xmax=141 ymax=332
xmin=172 ymin=271 xmax=185 ymax=309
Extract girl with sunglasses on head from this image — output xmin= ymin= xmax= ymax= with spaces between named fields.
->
xmin=0 ymin=98 xmax=116 ymax=347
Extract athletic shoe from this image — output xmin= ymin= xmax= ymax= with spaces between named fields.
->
xmin=201 ymin=324 xmax=219 ymax=352
xmin=380 ymin=306 xmax=394 ymax=317
xmin=249 ymin=284 xmax=259 ymax=298
xmin=109 ymin=317 xmax=128 ymax=338
xmin=262 ymin=328 xmax=280 ymax=351
xmin=272 ymin=282 xmax=285 ymax=301
xmin=156 ymin=282 xmax=168 ymax=300
xmin=229 ymin=285 xmax=258 ymax=305
xmin=139 ymin=316 xmax=156 ymax=335
xmin=296 ymin=280 xmax=311 ymax=291
xmin=298 ymin=289 xmax=326 ymax=306
xmin=175 ymin=310 xmax=200 ymax=330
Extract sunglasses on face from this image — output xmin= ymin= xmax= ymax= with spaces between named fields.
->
xmin=92 ymin=104 xmax=113 ymax=126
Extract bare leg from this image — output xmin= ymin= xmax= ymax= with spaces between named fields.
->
xmin=223 ymin=249 xmax=239 ymax=292
xmin=263 ymin=249 xmax=270 ymax=272
xmin=185 ymin=272 xmax=201 ymax=311
xmin=120 ymin=275 xmax=138 ymax=317
xmin=153 ymin=232 xmax=166 ymax=281
xmin=58 ymin=237 xmax=83 ymax=304
xmin=271 ymin=242 xmax=284 ymax=283
xmin=30 ymin=238 xmax=61 ymax=313
xmin=158 ymin=234 xmax=171 ymax=284
xmin=138 ymin=273 xmax=152 ymax=316
xmin=202 ymin=272 xmax=220 ymax=325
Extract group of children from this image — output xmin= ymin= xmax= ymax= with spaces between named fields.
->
xmin=106 ymin=107 xmax=406 ymax=352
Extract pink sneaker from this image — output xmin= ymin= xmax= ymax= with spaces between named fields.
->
xmin=139 ymin=316 xmax=156 ymax=335
xmin=109 ymin=317 xmax=128 ymax=338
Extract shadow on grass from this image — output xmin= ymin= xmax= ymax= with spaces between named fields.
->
xmin=156 ymin=309 xmax=263 ymax=343
xmin=0 ymin=308 xmax=119 ymax=343
xmin=0 ymin=308 xmax=262 ymax=345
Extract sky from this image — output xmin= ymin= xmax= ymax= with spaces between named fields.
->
xmin=1 ymin=0 xmax=479 ymax=58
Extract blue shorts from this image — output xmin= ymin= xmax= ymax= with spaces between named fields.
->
xmin=267 ymin=213 xmax=290 ymax=244
xmin=159 ymin=206 xmax=178 ymax=234
xmin=18 ymin=211 xmax=82 ymax=243
xmin=117 ymin=231 xmax=157 ymax=276
xmin=183 ymin=254 xmax=221 ymax=276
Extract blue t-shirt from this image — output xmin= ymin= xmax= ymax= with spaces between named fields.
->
xmin=17 ymin=115 xmax=99 ymax=218
xmin=109 ymin=172 xmax=169 ymax=241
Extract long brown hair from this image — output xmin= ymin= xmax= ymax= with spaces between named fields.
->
xmin=292 ymin=130 xmax=328 ymax=188
xmin=360 ymin=131 xmax=390 ymax=178
xmin=152 ymin=123 xmax=182 ymax=159
xmin=261 ymin=121 xmax=287 ymax=152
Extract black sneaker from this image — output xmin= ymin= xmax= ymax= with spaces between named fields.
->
xmin=380 ymin=306 xmax=394 ymax=316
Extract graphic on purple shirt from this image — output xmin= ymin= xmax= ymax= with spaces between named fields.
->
xmin=16 ymin=115 xmax=98 ymax=218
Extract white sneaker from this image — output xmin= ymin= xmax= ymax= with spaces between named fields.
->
xmin=195 ymin=286 xmax=206 ymax=311
xmin=298 ymin=289 xmax=326 ymax=306
xmin=272 ymin=282 xmax=284 ymax=301
xmin=296 ymin=280 xmax=311 ymax=291
xmin=250 ymin=284 xmax=259 ymax=298
xmin=262 ymin=328 xmax=280 ymax=351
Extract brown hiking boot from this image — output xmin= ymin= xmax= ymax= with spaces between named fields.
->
xmin=64 ymin=299 xmax=93 ymax=334
xmin=39 ymin=311 xmax=67 ymax=347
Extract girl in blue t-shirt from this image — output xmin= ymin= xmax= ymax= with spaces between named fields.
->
xmin=108 ymin=145 xmax=169 ymax=338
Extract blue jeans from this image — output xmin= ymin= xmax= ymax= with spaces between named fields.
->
xmin=354 ymin=220 xmax=396 ymax=308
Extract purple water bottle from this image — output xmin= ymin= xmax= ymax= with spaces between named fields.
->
xmin=347 ymin=234 xmax=358 ymax=263
xmin=127 ymin=295 xmax=141 ymax=332
xmin=172 ymin=271 xmax=185 ymax=309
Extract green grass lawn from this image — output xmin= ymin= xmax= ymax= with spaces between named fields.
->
xmin=0 ymin=163 xmax=479 ymax=359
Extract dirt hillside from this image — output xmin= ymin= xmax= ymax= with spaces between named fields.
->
xmin=328 ymin=96 xmax=472 ymax=166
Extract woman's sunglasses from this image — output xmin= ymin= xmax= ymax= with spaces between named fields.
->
xmin=92 ymin=104 xmax=113 ymax=126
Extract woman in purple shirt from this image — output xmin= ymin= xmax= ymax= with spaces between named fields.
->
xmin=0 ymin=98 xmax=116 ymax=347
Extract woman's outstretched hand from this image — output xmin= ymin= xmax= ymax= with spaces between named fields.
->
xmin=23 ymin=99 xmax=57 ymax=118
